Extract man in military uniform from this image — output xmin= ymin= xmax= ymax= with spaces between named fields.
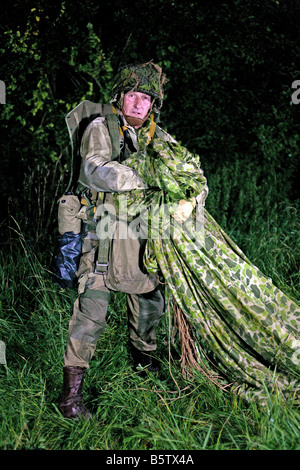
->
xmin=58 ymin=61 xmax=195 ymax=420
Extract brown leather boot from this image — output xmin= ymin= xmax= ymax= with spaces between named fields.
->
xmin=58 ymin=366 xmax=92 ymax=420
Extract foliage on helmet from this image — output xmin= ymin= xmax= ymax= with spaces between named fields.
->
xmin=111 ymin=61 xmax=166 ymax=110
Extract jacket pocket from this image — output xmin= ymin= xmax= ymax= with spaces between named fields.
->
xmin=105 ymin=221 xmax=159 ymax=294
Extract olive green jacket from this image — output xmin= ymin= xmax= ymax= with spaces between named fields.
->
xmin=78 ymin=110 xmax=176 ymax=193
xmin=77 ymin=110 xmax=176 ymax=294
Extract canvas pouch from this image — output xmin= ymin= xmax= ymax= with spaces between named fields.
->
xmin=58 ymin=194 xmax=82 ymax=235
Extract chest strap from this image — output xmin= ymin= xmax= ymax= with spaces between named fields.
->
xmin=94 ymin=112 xmax=156 ymax=275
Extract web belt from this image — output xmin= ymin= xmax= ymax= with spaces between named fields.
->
xmin=94 ymin=192 xmax=114 ymax=275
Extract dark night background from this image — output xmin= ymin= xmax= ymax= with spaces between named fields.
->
xmin=0 ymin=0 xmax=299 ymax=262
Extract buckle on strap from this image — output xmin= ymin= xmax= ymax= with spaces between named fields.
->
xmin=95 ymin=261 xmax=109 ymax=275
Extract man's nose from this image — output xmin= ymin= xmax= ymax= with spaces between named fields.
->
xmin=133 ymin=96 xmax=142 ymax=107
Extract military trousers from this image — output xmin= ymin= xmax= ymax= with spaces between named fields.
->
xmin=63 ymin=274 xmax=165 ymax=369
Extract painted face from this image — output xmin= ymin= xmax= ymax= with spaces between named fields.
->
xmin=122 ymin=91 xmax=152 ymax=127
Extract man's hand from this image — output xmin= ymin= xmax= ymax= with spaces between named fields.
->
xmin=171 ymin=197 xmax=196 ymax=223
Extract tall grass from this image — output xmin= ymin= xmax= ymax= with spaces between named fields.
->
xmin=0 ymin=200 xmax=299 ymax=451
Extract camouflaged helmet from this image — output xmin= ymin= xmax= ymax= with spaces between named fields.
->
xmin=110 ymin=61 xmax=166 ymax=111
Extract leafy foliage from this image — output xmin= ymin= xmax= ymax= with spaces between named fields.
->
xmin=1 ymin=3 xmax=113 ymax=239
xmin=1 ymin=0 xmax=299 ymax=248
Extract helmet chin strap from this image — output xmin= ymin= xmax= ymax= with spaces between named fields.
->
xmin=121 ymin=98 xmax=155 ymax=128
xmin=123 ymin=114 xmax=146 ymax=128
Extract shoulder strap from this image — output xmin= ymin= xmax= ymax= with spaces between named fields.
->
xmin=105 ymin=112 xmax=121 ymax=160
xmin=64 ymin=100 xmax=120 ymax=192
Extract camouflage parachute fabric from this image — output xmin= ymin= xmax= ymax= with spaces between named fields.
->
xmin=114 ymin=120 xmax=300 ymax=403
